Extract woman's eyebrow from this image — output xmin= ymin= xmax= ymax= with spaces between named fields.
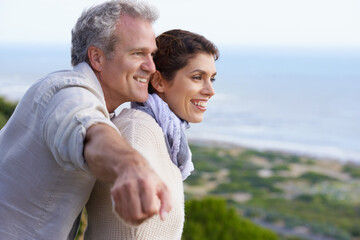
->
xmin=189 ymin=69 xmax=206 ymax=74
xmin=189 ymin=69 xmax=217 ymax=76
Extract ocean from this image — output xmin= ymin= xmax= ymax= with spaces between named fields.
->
xmin=1 ymin=44 xmax=359 ymax=162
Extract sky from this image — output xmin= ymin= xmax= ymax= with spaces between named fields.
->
xmin=0 ymin=0 xmax=360 ymax=48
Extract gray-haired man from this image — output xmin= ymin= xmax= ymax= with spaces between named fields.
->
xmin=0 ymin=1 xmax=171 ymax=239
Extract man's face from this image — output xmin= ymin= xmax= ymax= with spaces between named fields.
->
xmin=97 ymin=15 xmax=157 ymax=112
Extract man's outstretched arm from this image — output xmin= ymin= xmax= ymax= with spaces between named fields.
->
xmin=84 ymin=123 xmax=172 ymax=225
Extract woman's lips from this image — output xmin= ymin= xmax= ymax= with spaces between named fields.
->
xmin=190 ymin=99 xmax=208 ymax=111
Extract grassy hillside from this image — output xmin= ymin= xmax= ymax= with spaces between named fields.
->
xmin=185 ymin=143 xmax=360 ymax=240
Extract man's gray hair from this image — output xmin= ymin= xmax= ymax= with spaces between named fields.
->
xmin=71 ymin=0 xmax=159 ymax=66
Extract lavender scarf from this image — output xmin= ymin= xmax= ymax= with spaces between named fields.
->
xmin=131 ymin=93 xmax=194 ymax=180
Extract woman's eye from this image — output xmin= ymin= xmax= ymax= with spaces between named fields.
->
xmin=210 ymin=77 xmax=216 ymax=82
xmin=192 ymin=76 xmax=202 ymax=80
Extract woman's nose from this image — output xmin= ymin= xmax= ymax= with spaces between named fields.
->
xmin=203 ymin=80 xmax=215 ymax=97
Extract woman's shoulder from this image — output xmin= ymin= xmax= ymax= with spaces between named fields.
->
xmin=112 ymin=108 xmax=157 ymax=126
xmin=112 ymin=108 xmax=163 ymax=143
xmin=112 ymin=108 xmax=175 ymax=170
xmin=113 ymin=108 xmax=158 ymax=130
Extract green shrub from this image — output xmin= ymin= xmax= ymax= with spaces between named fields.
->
xmin=0 ymin=96 xmax=17 ymax=129
xmin=0 ymin=113 xmax=8 ymax=129
xmin=182 ymin=197 xmax=278 ymax=240
xmin=271 ymin=164 xmax=290 ymax=171
xmin=343 ymin=163 xmax=360 ymax=178
xmin=0 ymin=97 xmax=17 ymax=117
xmin=297 ymin=172 xmax=337 ymax=184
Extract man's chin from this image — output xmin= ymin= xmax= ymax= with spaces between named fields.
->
xmin=133 ymin=93 xmax=149 ymax=103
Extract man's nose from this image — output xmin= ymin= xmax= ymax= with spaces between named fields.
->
xmin=141 ymin=55 xmax=156 ymax=74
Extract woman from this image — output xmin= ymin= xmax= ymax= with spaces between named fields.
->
xmin=84 ymin=29 xmax=219 ymax=240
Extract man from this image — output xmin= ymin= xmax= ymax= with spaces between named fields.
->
xmin=0 ymin=1 xmax=171 ymax=239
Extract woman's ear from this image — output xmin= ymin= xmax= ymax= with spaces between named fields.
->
xmin=150 ymin=71 xmax=167 ymax=93
xmin=87 ymin=46 xmax=105 ymax=72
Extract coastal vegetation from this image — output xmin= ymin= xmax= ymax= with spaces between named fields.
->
xmin=185 ymin=143 xmax=360 ymax=240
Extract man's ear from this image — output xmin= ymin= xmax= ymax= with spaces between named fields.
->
xmin=87 ymin=46 xmax=105 ymax=72
xmin=150 ymin=71 xmax=167 ymax=93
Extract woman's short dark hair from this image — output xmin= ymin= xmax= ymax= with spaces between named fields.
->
xmin=150 ymin=29 xmax=219 ymax=93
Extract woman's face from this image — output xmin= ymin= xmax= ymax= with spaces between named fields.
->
xmin=159 ymin=53 xmax=216 ymax=123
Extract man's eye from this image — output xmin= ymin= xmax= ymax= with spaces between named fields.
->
xmin=192 ymin=76 xmax=202 ymax=80
xmin=210 ymin=77 xmax=216 ymax=82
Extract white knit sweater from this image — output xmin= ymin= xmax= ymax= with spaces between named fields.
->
xmin=84 ymin=108 xmax=184 ymax=240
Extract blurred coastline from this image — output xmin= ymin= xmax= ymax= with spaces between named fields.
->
xmin=1 ymin=44 xmax=359 ymax=163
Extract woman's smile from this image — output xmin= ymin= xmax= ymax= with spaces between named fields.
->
xmin=190 ymin=99 xmax=208 ymax=111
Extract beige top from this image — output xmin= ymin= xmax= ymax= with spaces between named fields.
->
xmin=84 ymin=108 xmax=185 ymax=240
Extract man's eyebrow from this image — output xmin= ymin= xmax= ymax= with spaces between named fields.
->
xmin=130 ymin=47 xmax=158 ymax=52
xmin=129 ymin=48 xmax=144 ymax=52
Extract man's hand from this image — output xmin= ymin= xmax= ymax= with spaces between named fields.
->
xmin=111 ymin=161 xmax=172 ymax=225
xmin=84 ymin=123 xmax=172 ymax=224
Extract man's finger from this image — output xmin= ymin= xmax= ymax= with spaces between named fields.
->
xmin=139 ymin=179 xmax=161 ymax=216
xmin=157 ymin=183 xmax=172 ymax=221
